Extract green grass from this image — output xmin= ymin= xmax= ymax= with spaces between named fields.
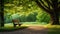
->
xmin=47 ymin=25 xmax=60 ymax=34
xmin=48 ymin=28 xmax=60 ymax=34
xmin=5 ymin=22 xmax=47 ymax=26
xmin=1 ymin=22 xmax=60 ymax=34
xmin=0 ymin=23 xmax=28 ymax=32
xmin=22 ymin=22 xmax=47 ymax=25
xmin=0 ymin=22 xmax=47 ymax=32
xmin=0 ymin=26 xmax=28 ymax=32
xmin=0 ymin=22 xmax=44 ymax=32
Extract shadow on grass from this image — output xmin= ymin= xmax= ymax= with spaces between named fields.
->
xmin=47 ymin=25 xmax=60 ymax=34
xmin=48 ymin=28 xmax=60 ymax=34
xmin=0 ymin=26 xmax=28 ymax=32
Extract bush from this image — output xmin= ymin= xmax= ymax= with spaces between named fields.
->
xmin=36 ymin=11 xmax=50 ymax=23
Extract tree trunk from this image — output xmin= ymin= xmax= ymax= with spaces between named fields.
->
xmin=0 ymin=0 xmax=4 ymax=27
xmin=50 ymin=12 xmax=60 ymax=25
xmin=50 ymin=0 xmax=59 ymax=25
xmin=0 ymin=13 xmax=4 ymax=27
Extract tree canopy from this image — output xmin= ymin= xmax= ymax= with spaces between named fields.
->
xmin=34 ymin=0 xmax=60 ymax=25
xmin=3 ymin=0 xmax=51 ymax=23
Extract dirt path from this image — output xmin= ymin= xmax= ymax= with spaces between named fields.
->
xmin=0 ymin=26 xmax=48 ymax=34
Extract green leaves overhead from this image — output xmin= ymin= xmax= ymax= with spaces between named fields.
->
xmin=4 ymin=0 xmax=51 ymax=23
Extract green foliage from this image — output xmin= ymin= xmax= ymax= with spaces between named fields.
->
xmin=19 ymin=12 xmax=38 ymax=22
xmin=20 ymin=15 xmax=27 ymax=22
xmin=4 ymin=0 xmax=51 ymax=24
xmin=36 ymin=10 xmax=50 ymax=23
xmin=26 ymin=12 xmax=37 ymax=22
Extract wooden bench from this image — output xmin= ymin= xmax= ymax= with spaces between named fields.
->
xmin=12 ymin=19 xmax=22 ymax=27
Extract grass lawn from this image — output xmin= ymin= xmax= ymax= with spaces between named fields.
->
xmin=0 ymin=22 xmax=47 ymax=32
xmin=0 ymin=23 xmax=28 ymax=32
xmin=47 ymin=24 xmax=60 ymax=34
xmin=0 ymin=22 xmax=60 ymax=34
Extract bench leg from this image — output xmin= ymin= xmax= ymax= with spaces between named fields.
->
xmin=14 ymin=24 xmax=17 ymax=27
xmin=19 ymin=24 xmax=21 ymax=26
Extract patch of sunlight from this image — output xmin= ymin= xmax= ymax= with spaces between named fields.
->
xmin=46 ymin=24 xmax=60 ymax=28
xmin=3 ymin=23 xmax=25 ymax=29
xmin=4 ymin=23 xmax=13 ymax=28
xmin=4 ymin=22 xmax=48 ymax=28
xmin=17 ymin=6 xmax=23 ymax=10
xmin=21 ymin=24 xmax=30 ymax=26
xmin=4 ymin=4 xmax=14 ymax=6
xmin=22 ymin=23 xmax=47 ymax=28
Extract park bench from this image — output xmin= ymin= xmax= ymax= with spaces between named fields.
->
xmin=12 ymin=19 xmax=22 ymax=27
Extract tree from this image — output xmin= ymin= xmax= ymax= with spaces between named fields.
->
xmin=33 ymin=0 xmax=60 ymax=25
xmin=0 ymin=0 xmax=4 ymax=27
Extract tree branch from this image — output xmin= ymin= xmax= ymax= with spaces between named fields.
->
xmin=40 ymin=0 xmax=50 ymax=10
xmin=44 ymin=0 xmax=53 ymax=9
xmin=58 ymin=2 xmax=60 ymax=4
xmin=58 ymin=7 xmax=60 ymax=12
xmin=35 ymin=0 xmax=52 ymax=13
xmin=45 ymin=0 xmax=51 ymax=4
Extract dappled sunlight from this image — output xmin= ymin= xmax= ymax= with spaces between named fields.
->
xmin=46 ymin=24 xmax=60 ymax=28
xmin=27 ymin=26 xmax=47 ymax=30
xmin=4 ymin=23 xmax=48 ymax=30
xmin=4 ymin=23 xmax=13 ymax=28
xmin=5 ymin=22 xmax=60 ymax=29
